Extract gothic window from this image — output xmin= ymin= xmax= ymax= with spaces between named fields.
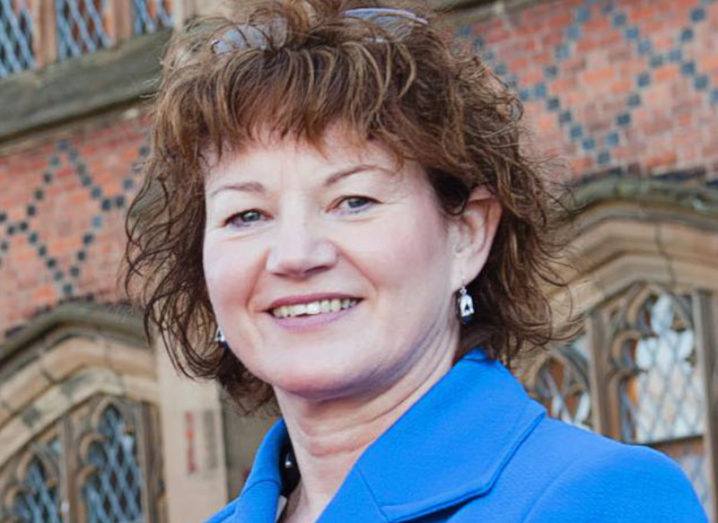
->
xmin=132 ymin=0 xmax=173 ymax=35
xmin=525 ymin=335 xmax=592 ymax=430
xmin=606 ymin=284 xmax=711 ymax=513
xmin=0 ymin=0 xmax=173 ymax=75
xmin=0 ymin=0 xmax=34 ymax=77
xmin=612 ymin=290 xmax=704 ymax=443
xmin=0 ymin=396 xmax=163 ymax=523
xmin=526 ymin=282 xmax=714 ymax=516
xmin=81 ymin=405 xmax=145 ymax=522
xmin=55 ymin=0 xmax=112 ymax=60
xmin=8 ymin=455 xmax=63 ymax=523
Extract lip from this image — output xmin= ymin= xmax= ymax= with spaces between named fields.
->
xmin=265 ymin=292 xmax=362 ymax=311
xmin=267 ymin=300 xmax=361 ymax=332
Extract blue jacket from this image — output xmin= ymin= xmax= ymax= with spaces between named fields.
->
xmin=207 ymin=348 xmax=707 ymax=522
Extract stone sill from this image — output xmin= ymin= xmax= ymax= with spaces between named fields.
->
xmin=0 ymin=301 xmax=146 ymax=370
xmin=0 ymin=30 xmax=171 ymax=144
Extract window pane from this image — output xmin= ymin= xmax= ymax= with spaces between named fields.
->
xmin=654 ymin=437 xmax=713 ymax=517
xmin=132 ymin=0 xmax=173 ymax=35
xmin=0 ymin=0 xmax=35 ymax=77
xmin=82 ymin=405 xmax=145 ymax=523
xmin=55 ymin=0 xmax=111 ymax=61
xmin=618 ymin=292 xmax=705 ymax=443
xmin=609 ymin=286 xmax=710 ymax=517
xmin=10 ymin=457 xmax=63 ymax=523
xmin=527 ymin=336 xmax=593 ymax=430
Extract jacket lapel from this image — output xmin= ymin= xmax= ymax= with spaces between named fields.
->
xmin=231 ymin=349 xmax=545 ymax=522
xmin=319 ymin=349 xmax=545 ymax=522
xmin=230 ymin=421 xmax=286 ymax=521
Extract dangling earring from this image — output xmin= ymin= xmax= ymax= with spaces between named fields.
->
xmin=214 ymin=328 xmax=229 ymax=351
xmin=457 ymin=285 xmax=475 ymax=324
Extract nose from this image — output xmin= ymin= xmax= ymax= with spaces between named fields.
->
xmin=265 ymin=214 xmax=338 ymax=278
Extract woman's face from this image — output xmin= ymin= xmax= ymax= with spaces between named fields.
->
xmin=203 ymin=128 xmax=466 ymax=401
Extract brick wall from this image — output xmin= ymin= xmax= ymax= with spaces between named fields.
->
xmin=458 ymin=0 xmax=718 ymax=178
xmin=1 ymin=0 xmax=717 ymax=340
xmin=0 ymin=112 xmax=149 ymax=338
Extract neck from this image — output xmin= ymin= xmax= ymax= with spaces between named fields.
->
xmin=274 ymin=333 xmax=457 ymax=522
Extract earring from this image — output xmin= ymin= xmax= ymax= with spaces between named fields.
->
xmin=457 ymin=286 xmax=475 ymax=324
xmin=214 ymin=328 xmax=229 ymax=350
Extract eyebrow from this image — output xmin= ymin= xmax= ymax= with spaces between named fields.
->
xmin=208 ymin=164 xmax=382 ymax=198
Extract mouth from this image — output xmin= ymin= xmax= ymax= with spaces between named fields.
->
xmin=270 ymin=298 xmax=361 ymax=319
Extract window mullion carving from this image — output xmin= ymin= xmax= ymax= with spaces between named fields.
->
xmin=133 ymin=400 xmax=152 ymax=523
xmin=523 ymin=336 xmax=592 ymax=430
xmin=138 ymin=402 xmax=164 ymax=523
xmin=108 ymin=0 xmax=131 ymax=42
xmin=58 ymin=415 xmax=74 ymax=523
xmin=587 ymin=309 xmax=612 ymax=436
xmin=36 ymin=0 xmax=57 ymax=67
xmin=78 ymin=397 xmax=148 ymax=522
xmin=692 ymin=289 xmax=718 ymax=521
xmin=599 ymin=282 xmax=712 ymax=512
xmin=0 ymin=432 xmax=64 ymax=522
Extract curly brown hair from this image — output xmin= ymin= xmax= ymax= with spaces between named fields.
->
xmin=124 ymin=0 xmax=570 ymax=411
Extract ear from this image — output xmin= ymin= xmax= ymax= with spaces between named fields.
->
xmin=449 ymin=185 xmax=502 ymax=291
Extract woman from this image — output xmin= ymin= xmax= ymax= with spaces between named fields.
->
xmin=124 ymin=0 xmax=706 ymax=521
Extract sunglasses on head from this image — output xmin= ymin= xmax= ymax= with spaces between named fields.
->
xmin=210 ymin=7 xmax=429 ymax=54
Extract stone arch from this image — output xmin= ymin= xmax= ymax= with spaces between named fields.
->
xmin=548 ymin=181 xmax=718 ymax=516
xmin=0 ymin=301 xmax=162 ymax=522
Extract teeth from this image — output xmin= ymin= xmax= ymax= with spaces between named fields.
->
xmin=271 ymin=298 xmax=359 ymax=318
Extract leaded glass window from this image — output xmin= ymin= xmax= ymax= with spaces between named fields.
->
xmin=0 ymin=0 xmax=34 ymax=77
xmin=82 ymin=406 xmax=144 ymax=523
xmin=522 ymin=281 xmax=715 ymax=517
xmin=0 ymin=395 xmax=163 ymax=523
xmin=132 ymin=0 xmax=172 ymax=35
xmin=525 ymin=335 xmax=592 ymax=430
xmin=8 ymin=457 xmax=63 ymax=523
xmin=615 ymin=291 xmax=704 ymax=443
xmin=55 ymin=0 xmax=112 ymax=60
xmin=605 ymin=283 xmax=712 ymax=514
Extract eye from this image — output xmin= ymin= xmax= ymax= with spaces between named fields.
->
xmin=225 ymin=209 xmax=268 ymax=228
xmin=335 ymin=196 xmax=377 ymax=214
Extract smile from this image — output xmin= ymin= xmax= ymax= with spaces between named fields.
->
xmin=271 ymin=299 xmax=360 ymax=319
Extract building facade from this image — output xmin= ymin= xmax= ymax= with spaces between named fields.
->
xmin=0 ymin=0 xmax=716 ymax=521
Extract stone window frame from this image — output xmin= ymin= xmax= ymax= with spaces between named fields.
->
xmin=6 ymin=0 xmax=172 ymax=70
xmin=0 ymin=394 xmax=163 ymax=522
xmin=531 ymin=181 xmax=718 ymax=520
xmin=0 ymin=302 xmax=165 ymax=522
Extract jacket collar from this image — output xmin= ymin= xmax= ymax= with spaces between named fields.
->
xmin=234 ymin=348 xmax=545 ymax=522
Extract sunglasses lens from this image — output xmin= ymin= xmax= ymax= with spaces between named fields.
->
xmin=212 ymin=24 xmax=273 ymax=54
xmin=344 ymin=8 xmax=428 ymax=25
xmin=344 ymin=8 xmax=427 ymax=41
xmin=211 ymin=8 xmax=426 ymax=54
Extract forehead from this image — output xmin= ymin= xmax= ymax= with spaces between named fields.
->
xmin=202 ymin=125 xmax=406 ymax=188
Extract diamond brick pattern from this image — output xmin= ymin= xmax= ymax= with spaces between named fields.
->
xmin=0 ymin=118 xmax=148 ymax=339
xmin=458 ymin=0 xmax=718 ymax=177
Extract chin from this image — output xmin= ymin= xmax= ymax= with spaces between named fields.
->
xmin=262 ymin=355 xmax=373 ymax=402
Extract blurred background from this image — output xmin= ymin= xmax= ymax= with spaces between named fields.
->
xmin=0 ymin=0 xmax=716 ymax=521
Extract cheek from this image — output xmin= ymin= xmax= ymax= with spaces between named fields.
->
xmin=347 ymin=204 xmax=450 ymax=292
xmin=202 ymin=237 xmax=260 ymax=319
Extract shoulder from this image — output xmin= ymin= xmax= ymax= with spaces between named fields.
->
xmin=522 ymin=418 xmax=706 ymax=522
xmin=204 ymin=498 xmax=239 ymax=523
